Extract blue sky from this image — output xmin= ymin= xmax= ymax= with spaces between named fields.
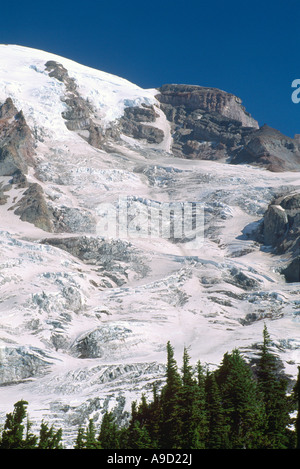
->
xmin=1 ymin=0 xmax=300 ymax=137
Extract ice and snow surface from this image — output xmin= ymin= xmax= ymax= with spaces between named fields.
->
xmin=0 ymin=45 xmax=299 ymax=446
xmin=0 ymin=44 xmax=157 ymax=140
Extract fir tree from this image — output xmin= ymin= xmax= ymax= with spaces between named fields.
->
xmin=0 ymin=400 xmax=37 ymax=449
xmin=293 ymin=366 xmax=300 ymax=449
xmin=38 ymin=421 xmax=63 ymax=449
xmin=126 ymin=420 xmax=152 ymax=449
xmin=75 ymin=419 xmax=101 ymax=449
xmin=159 ymin=341 xmax=182 ymax=448
xmin=98 ymin=411 xmax=120 ymax=449
xmin=74 ymin=426 xmax=86 ymax=449
xmin=205 ymin=371 xmax=228 ymax=449
xmin=85 ymin=419 xmax=100 ymax=449
xmin=178 ymin=347 xmax=207 ymax=448
xmin=215 ymin=349 xmax=263 ymax=448
xmin=256 ymin=324 xmax=291 ymax=448
xmin=143 ymin=384 xmax=162 ymax=448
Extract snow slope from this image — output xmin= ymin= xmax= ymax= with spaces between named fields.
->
xmin=0 ymin=45 xmax=299 ymax=447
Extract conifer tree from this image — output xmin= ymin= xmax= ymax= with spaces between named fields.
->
xmin=75 ymin=418 xmax=100 ymax=449
xmin=256 ymin=324 xmax=290 ymax=448
xmin=38 ymin=421 xmax=63 ymax=449
xmin=74 ymin=426 xmax=86 ymax=449
xmin=0 ymin=400 xmax=37 ymax=449
xmin=142 ymin=384 xmax=162 ymax=448
xmin=205 ymin=371 xmax=228 ymax=449
xmin=126 ymin=420 xmax=153 ymax=449
xmin=159 ymin=341 xmax=182 ymax=448
xmin=85 ymin=418 xmax=100 ymax=449
xmin=98 ymin=411 xmax=120 ymax=449
xmin=178 ymin=347 xmax=207 ymax=448
xmin=294 ymin=366 xmax=300 ymax=449
xmin=215 ymin=349 xmax=263 ymax=448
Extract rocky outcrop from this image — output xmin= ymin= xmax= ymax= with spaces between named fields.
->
xmin=45 ymin=60 xmax=77 ymax=92
xmin=263 ymin=191 xmax=300 ymax=283
xmin=0 ymin=99 xmax=35 ymax=176
xmin=45 ymin=61 xmax=118 ymax=148
xmin=231 ymin=125 xmax=300 ymax=172
xmin=263 ymin=192 xmax=300 ymax=250
xmin=12 ymin=182 xmax=54 ymax=232
xmin=157 ymin=84 xmax=259 ymax=127
xmin=45 ymin=60 xmax=94 ymax=132
xmin=0 ymin=97 xmax=55 ymax=232
xmin=281 ymin=256 xmax=300 ymax=283
xmin=155 ymin=85 xmax=300 ymax=171
xmin=263 ymin=204 xmax=289 ymax=247
xmin=0 ymin=97 xmax=18 ymax=119
xmin=156 ymin=84 xmax=258 ymax=160
xmin=119 ymin=104 xmax=164 ymax=144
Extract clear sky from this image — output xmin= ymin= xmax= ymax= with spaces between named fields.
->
xmin=1 ymin=0 xmax=300 ymax=137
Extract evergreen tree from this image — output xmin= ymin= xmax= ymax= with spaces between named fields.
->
xmin=124 ymin=399 xmax=153 ymax=449
xmin=159 ymin=341 xmax=182 ymax=448
xmin=142 ymin=384 xmax=162 ymax=448
xmin=24 ymin=416 xmax=39 ymax=449
xmin=38 ymin=421 xmax=63 ymax=449
xmin=256 ymin=324 xmax=291 ymax=448
xmin=85 ymin=419 xmax=100 ymax=449
xmin=0 ymin=400 xmax=37 ymax=449
xmin=74 ymin=419 xmax=100 ymax=449
xmin=196 ymin=360 xmax=206 ymax=390
xmin=98 ymin=411 xmax=120 ymax=449
xmin=205 ymin=371 xmax=228 ymax=449
xmin=74 ymin=426 xmax=86 ymax=449
xmin=178 ymin=347 xmax=207 ymax=448
xmin=293 ymin=366 xmax=300 ymax=449
xmin=215 ymin=349 xmax=263 ymax=448
xmin=126 ymin=420 xmax=152 ymax=449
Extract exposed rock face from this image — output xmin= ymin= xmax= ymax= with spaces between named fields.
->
xmin=0 ymin=97 xmax=18 ymax=119
xmin=156 ymin=84 xmax=258 ymax=160
xmin=45 ymin=60 xmax=94 ymax=132
xmin=263 ymin=204 xmax=289 ymax=247
xmin=45 ymin=60 xmax=77 ymax=92
xmin=12 ymin=183 xmax=54 ymax=232
xmin=231 ymin=125 xmax=300 ymax=172
xmin=0 ymin=97 xmax=54 ymax=231
xmin=154 ymin=85 xmax=300 ymax=171
xmin=264 ymin=192 xmax=300 ymax=251
xmin=45 ymin=61 xmax=115 ymax=148
xmin=263 ymin=191 xmax=300 ymax=283
xmin=119 ymin=104 xmax=164 ymax=144
xmin=45 ymin=62 xmax=164 ymax=147
xmin=42 ymin=66 xmax=300 ymax=172
xmin=281 ymin=256 xmax=300 ymax=283
xmin=157 ymin=84 xmax=259 ymax=127
xmin=0 ymin=99 xmax=35 ymax=176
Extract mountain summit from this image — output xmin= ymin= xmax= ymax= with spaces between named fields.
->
xmin=0 ymin=45 xmax=299 ymax=446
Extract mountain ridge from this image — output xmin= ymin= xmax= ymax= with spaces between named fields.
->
xmin=0 ymin=45 xmax=299 ymax=447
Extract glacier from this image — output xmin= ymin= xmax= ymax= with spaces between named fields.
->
xmin=0 ymin=44 xmax=299 ymax=447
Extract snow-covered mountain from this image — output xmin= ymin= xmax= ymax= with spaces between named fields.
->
xmin=0 ymin=45 xmax=299 ymax=446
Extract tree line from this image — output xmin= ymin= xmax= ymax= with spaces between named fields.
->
xmin=1 ymin=325 xmax=300 ymax=449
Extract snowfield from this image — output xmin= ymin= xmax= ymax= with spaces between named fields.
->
xmin=0 ymin=45 xmax=299 ymax=447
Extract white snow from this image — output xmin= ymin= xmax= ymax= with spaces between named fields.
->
xmin=0 ymin=44 xmax=157 ymax=140
xmin=0 ymin=45 xmax=299 ymax=447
